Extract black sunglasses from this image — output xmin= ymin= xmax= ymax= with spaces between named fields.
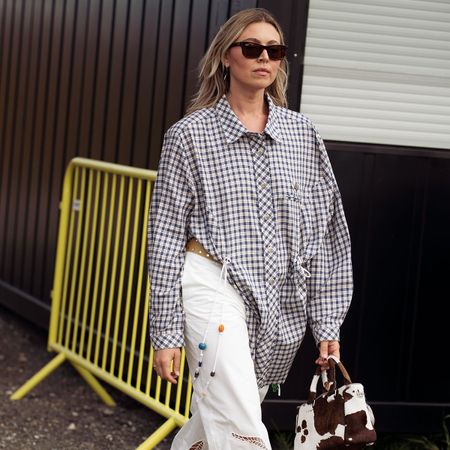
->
xmin=229 ymin=42 xmax=287 ymax=60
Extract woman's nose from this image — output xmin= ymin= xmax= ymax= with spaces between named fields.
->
xmin=257 ymin=49 xmax=269 ymax=61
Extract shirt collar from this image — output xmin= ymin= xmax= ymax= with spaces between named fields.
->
xmin=215 ymin=94 xmax=282 ymax=143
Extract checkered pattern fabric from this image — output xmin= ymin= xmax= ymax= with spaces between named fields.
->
xmin=147 ymin=95 xmax=353 ymax=387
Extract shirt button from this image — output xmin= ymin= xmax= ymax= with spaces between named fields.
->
xmin=257 ymin=148 xmax=265 ymax=156
xmin=263 ymin=213 xmax=271 ymax=221
xmin=268 ymin=277 xmax=276 ymax=286
xmin=260 ymin=182 xmax=267 ymax=189
xmin=267 ymin=245 xmax=275 ymax=254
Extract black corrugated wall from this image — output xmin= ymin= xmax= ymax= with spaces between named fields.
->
xmin=0 ymin=0 xmax=258 ymax=322
xmin=1 ymin=0 xmax=449 ymax=433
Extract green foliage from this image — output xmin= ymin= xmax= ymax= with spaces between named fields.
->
xmin=272 ymin=429 xmax=295 ymax=450
xmin=373 ymin=415 xmax=449 ymax=450
xmin=375 ymin=434 xmax=441 ymax=449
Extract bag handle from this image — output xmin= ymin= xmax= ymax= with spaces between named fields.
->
xmin=307 ymin=356 xmax=352 ymax=403
xmin=327 ymin=355 xmax=352 ymax=386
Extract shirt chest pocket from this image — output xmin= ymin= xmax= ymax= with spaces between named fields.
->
xmin=275 ymin=180 xmax=310 ymax=255
xmin=275 ymin=177 xmax=335 ymax=258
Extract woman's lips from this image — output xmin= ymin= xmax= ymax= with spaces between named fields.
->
xmin=253 ymin=69 xmax=270 ymax=76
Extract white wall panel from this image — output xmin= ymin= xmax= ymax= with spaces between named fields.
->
xmin=300 ymin=0 xmax=450 ymax=149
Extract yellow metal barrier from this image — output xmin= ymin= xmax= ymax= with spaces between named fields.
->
xmin=10 ymin=157 xmax=192 ymax=449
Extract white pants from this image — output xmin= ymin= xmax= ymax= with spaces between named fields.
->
xmin=171 ymin=251 xmax=272 ymax=450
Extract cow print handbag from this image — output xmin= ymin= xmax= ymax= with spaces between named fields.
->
xmin=294 ymin=355 xmax=376 ymax=449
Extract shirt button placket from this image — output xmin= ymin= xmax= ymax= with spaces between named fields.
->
xmin=249 ymin=133 xmax=280 ymax=379
xmin=252 ymin=135 xmax=279 ymax=298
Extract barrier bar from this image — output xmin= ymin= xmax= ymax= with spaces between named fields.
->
xmin=11 ymin=157 xmax=192 ymax=449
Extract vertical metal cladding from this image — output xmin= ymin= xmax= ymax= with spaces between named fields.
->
xmin=0 ymin=0 xmax=225 ymax=304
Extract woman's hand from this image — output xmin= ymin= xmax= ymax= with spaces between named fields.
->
xmin=153 ymin=348 xmax=181 ymax=384
xmin=315 ymin=340 xmax=340 ymax=370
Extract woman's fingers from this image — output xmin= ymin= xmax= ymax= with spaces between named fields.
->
xmin=315 ymin=341 xmax=330 ymax=369
xmin=153 ymin=348 xmax=181 ymax=384
xmin=173 ymin=350 xmax=181 ymax=378
xmin=315 ymin=340 xmax=340 ymax=370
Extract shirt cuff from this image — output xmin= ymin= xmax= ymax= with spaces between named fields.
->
xmin=151 ymin=332 xmax=185 ymax=350
xmin=310 ymin=323 xmax=340 ymax=347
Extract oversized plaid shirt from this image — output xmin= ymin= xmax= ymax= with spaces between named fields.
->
xmin=147 ymin=95 xmax=353 ymax=387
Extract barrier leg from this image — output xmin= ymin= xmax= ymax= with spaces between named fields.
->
xmin=10 ymin=353 xmax=66 ymax=400
xmin=71 ymin=362 xmax=116 ymax=406
xmin=136 ymin=417 xmax=177 ymax=450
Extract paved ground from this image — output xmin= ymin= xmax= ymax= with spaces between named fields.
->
xmin=0 ymin=305 xmax=174 ymax=450
xmin=0 ymin=305 xmax=295 ymax=450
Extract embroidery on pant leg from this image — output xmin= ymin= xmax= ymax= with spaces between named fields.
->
xmin=188 ymin=440 xmax=205 ymax=450
xmin=231 ymin=432 xmax=269 ymax=449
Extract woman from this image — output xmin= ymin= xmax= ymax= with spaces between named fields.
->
xmin=147 ymin=8 xmax=353 ymax=450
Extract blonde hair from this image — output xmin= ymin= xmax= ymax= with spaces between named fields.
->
xmin=186 ymin=8 xmax=288 ymax=115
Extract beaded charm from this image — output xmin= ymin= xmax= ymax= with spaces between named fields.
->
xmin=192 ymin=254 xmax=231 ymax=401
xmin=195 ymin=342 xmax=207 ymax=379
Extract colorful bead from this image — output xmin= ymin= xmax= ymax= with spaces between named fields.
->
xmin=210 ymin=371 xmax=215 ymax=377
xmin=198 ymin=342 xmax=207 ymax=350
xmin=194 ymin=369 xmax=200 ymax=378
xmin=218 ymin=324 xmax=225 ymax=332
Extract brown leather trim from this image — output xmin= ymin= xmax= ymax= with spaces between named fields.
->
xmin=185 ymin=238 xmax=220 ymax=264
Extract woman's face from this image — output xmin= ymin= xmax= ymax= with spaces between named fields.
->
xmin=224 ymin=21 xmax=282 ymax=96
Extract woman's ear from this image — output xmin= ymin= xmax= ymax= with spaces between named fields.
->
xmin=222 ymin=51 xmax=230 ymax=68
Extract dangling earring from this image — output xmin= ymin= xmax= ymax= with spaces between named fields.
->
xmin=223 ymin=66 xmax=229 ymax=81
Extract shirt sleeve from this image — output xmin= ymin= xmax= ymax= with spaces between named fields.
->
xmin=147 ymin=126 xmax=194 ymax=350
xmin=306 ymin=129 xmax=353 ymax=346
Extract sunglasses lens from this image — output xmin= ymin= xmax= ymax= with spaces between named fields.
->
xmin=268 ymin=46 xmax=285 ymax=60
xmin=240 ymin=43 xmax=285 ymax=60
xmin=241 ymin=44 xmax=264 ymax=58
